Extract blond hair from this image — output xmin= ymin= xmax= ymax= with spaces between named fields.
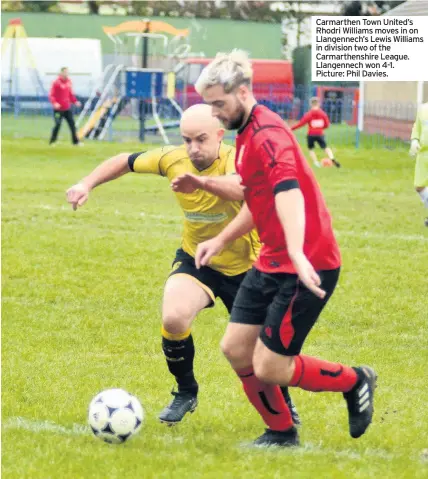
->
xmin=195 ymin=49 xmax=253 ymax=95
xmin=311 ymin=97 xmax=320 ymax=106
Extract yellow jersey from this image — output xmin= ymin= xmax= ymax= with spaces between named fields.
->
xmin=128 ymin=143 xmax=260 ymax=276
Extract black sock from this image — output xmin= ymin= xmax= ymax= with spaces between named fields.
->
xmin=162 ymin=334 xmax=198 ymax=394
xmin=280 ymin=386 xmax=291 ymax=402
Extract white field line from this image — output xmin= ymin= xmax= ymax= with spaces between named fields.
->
xmin=3 ymin=416 xmax=89 ymax=437
xmin=240 ymin=441 xmax=396 ymax=461
xmin=3 ymin=416 xmax=187 ymax=445
xmin=335 ymin=230 xmax=428 ymax=243
xmin=29 ymin=204 xmax=183 ymax=222
xmin=3 ymin=417 xmax=399 ymax=461
xmin=30 ymin=205 xmax=428 ymax=243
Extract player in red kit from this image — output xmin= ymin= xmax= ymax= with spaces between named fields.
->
xmin=189 ymin=50 xmax=376 ymax=448
xmin=291 ymin=97 xmax=340 ymax=168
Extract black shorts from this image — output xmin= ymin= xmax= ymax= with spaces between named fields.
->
xmin=307 ymin=135 xmax=327 ymax=149
xmin=169 ymin=248 xmax=247 ymax=313
xmin=230 ymin=267 xmax=340 ymax=356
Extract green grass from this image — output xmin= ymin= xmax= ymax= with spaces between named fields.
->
xmin=2 ymin=133 xmax=428 ymax=479
xmin=1 ymin=113 xmax=149 ymax=142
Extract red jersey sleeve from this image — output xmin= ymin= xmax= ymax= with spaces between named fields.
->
xmin=49 ymin=80 xmax=59 ymax=105
xmin=291 ymin=112 xmax=310 ymax=131
xmin=321 ymin=110 xmax=330 ymax=129
xmin=68 ymin=81 xmax=77 ymax=104
xmin=255 ymin=130 xmax=298 ymax=190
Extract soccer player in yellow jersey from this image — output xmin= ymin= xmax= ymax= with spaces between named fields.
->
xmin=410 ymin=102 xmax=428 ymax=227
xmin=66 ymin=104 xmax=299 ymax=426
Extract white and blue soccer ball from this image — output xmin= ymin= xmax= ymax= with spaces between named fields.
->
xmin=88 ymin=388 xmax=144 ymax=444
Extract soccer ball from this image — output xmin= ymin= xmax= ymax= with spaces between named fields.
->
xmin=321 ymin=158 xmax=333 ymax=167
xmin=88 ymin=388 xmax=144 ymax=444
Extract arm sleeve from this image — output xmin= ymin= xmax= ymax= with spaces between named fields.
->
xmin=290 ymin=112 xmax=309 ymax=131
xmin=256 ymin=132 xmax=299 ymax=192
xmin=128 ymin=148 xmax=166 ymax=175
xmin=68 ymin=81 xmax=77 ymax=103
xmin=322 ymin=110 xmax=330 ymax=129
xmin=411 ymin=109 xmax=421 ymax=141
xmin=70 ymin=90 xmax=77 ymax=104
xmin=49 ymin=82 xmax=58 ymax=104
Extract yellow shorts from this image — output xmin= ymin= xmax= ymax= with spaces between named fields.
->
xmin=414 ymin=151 xmax=428 ymax=187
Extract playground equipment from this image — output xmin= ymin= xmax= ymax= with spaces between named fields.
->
xmin=1 ymin=18 xmax=47 ymax=115
xmin=77 ymin=20 xmax=192 ymax=144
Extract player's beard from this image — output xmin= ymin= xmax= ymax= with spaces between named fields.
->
xmin=221 ymin=102 xmax=246 ymax=130
xmin=191 ymin=156 xmax=211 ymax=171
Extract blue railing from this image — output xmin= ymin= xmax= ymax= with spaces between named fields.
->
xmin=1 ymin=86 xmax=413 ymax=149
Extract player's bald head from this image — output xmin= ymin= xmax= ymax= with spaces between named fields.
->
xmin=180 ymin=104 xmax=225 ymax=169
xmin=180 ymin=104 xmax=222 ymax=134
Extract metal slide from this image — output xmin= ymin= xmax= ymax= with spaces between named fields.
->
xmin=77 ymin=64 xmax=124 ymax=141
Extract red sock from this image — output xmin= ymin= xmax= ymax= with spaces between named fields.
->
xmin=290 ymin=355 xmax=358 ymax=393
xmin=236 ymin=366 xmax=293 ymax=431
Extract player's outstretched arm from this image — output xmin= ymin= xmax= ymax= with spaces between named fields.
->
xmin=275 ymin=189 xmax=326 ymax=299
xmin=195 ymin=203 xmax=254 ymax=268
xmin=290 ymin=113 xmax=309 ymax=131
xmin=410 ymin=109 xmax=421 ymax=157
xmin=171 ymin=173 xmax=245 ymax=201
xmin=66 ymin=152 xmax=131 ymax=210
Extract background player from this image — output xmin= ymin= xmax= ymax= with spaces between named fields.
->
xmin=65 ymin=104 xmax=299 ymax=427
xmin=291 ymin=97 xmax=340 ymax=168
xmin=49 ymin=67 xmax=82 ymax=146
xmin=188 ymin=50 xmax=376 ymax=448
xmin=409 ymin=101 xmax=428 ymax=227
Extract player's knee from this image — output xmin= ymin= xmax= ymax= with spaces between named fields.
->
xmin=253 ymin=356 xmax=294 ymax=385
xmin=162 ymin=309 xmax=193 ymax=335
xmin=220 ymin=336 xmax=238 ymax=360
xmin=221 ymin=337 xmax=251 ymax=366
xmin=253 ymin=359 xmax=277 ymax=384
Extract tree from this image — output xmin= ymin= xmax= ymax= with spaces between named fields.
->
xmin=342 ymin=1 xmax=364 ymax=15
xmin=342 ymin=0 xmax=406 ymax=16
xmin=87 ymin=1 xmax=132 ymax=15
xmin=272 ymin=1 xmax=321 ymax=58
xmin=221 ymin=1 xmax=284 ymax=22
xmin=24 ymin=1 xmax=58 ymax=12
xmin=1 ymin=1 xmax=24 ymax=11
xmin=88 ymin=1 xmax=100 ymax=14
xmin=1 ymin=1 xmax=58 ymax=12
xmin=129 ymin=0 xmax=284 ymax=22
xmin=377 ymin=0 xmax=407 ymax=12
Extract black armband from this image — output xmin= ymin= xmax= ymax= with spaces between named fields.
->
xmin=128 ymin=152 xmax=145 ymax=171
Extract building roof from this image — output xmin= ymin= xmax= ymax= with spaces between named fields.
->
xmin=384 ymin=0 xmax=428 ymax=15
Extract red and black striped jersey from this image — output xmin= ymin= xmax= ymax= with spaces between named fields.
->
xmin=291 ymin=108 xmax=330 ymax=136
xmin=235 ymin=104 xmax=341 ymax=274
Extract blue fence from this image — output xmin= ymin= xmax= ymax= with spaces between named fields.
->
xmin=1 ymin=85 xmax=413 ymax=150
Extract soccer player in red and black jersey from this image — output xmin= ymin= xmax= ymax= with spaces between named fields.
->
xmin=184 ymin=50 xmax=377 ymax=448
xmin=291 ymin=96 xmax=341 ymax=168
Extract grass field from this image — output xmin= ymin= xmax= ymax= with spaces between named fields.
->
xmin=2 ymin=131 xmax=428 ymax=479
